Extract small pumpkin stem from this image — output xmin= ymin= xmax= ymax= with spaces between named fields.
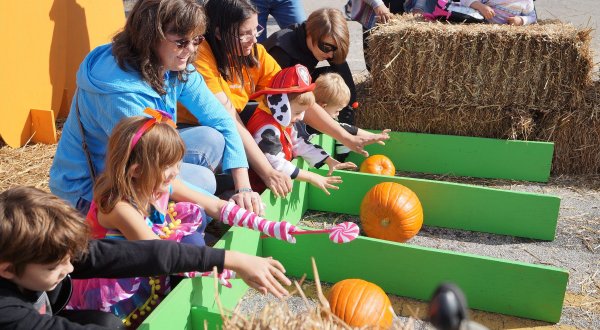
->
xmin=381 ymin=218 xmax=390 ymax=227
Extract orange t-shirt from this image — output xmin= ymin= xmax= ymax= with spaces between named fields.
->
xmin=177 ymin=42 xmax=281 ymax=124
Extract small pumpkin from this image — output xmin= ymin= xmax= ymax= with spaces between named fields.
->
xmin=359 ymin=155 xmax=396 ymax=176
xmin=360 ymin=182 xmax=423 ymax=242
xmin=327 ymin=278 xmax=393 ymax=329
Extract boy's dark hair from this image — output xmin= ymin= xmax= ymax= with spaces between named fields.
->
xmin=0 ymin=187 xmax=90 ymax=277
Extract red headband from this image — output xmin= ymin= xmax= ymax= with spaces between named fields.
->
xmin=130 ymin=108 xmax=176 ymax=151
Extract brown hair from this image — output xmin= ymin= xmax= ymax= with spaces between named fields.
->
xmin=204 ymin=0 xmax=259 ymax=90
xmin=0 ymin=186 xmax=90 ymax=277
xmin=305 ymin=8 xmax=349 ymax=65
xmin=314 ymin=73 xmax=351 ymax=108
xmin=93 ymin=116 xmax=185 ymax=216
xmin=288 ymin=91 xmax=316 ymax=107
xmin=112 ymin=0 xmax=207 ymax=95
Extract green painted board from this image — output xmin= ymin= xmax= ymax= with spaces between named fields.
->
xmin=308 ymin=169 xmax=560 ymax=241
xmin=319 ymin=132 xmax=554 ymax=182
xmin=138 ymin=279 xmax=194 ymax=330
xmin=263 ymin=234 xmax=569 ymax=323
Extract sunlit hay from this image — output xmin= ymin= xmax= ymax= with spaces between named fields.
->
xmin=366 ymin=16 xmax=593 ymax=112
xmin=357 ymin=16 xmax=597 ymax=174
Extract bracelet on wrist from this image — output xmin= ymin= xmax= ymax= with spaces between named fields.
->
xmin=235 ymin=187 xmax=253 ymax=194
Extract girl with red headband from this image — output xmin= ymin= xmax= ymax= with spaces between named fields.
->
xmin=67 ymin=111 xmax=298 ymax=326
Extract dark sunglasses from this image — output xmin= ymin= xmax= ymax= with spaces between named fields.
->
xmin=317 ymin=40 xmax=337 ymax=53
xmin=167 ymin=35 xmax=205 ymax=49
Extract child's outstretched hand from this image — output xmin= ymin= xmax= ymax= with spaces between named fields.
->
xmin=224 ymin=250 xmax=291 ymax=298
xmin=470 ymin=2 xmax=495 ymax=20
xmin=369 ymin=129 xmax=391 ymax=146
xmin=309 ymin=172 xmax=343 ymax=195
xmin=325 ymin=157 xmax=357 ymax=176
xmin=506 ymin=16 xmax=524 ymax=26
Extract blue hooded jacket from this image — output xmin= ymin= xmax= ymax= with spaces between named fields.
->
xmin=49 ymin=43 xmax=247 ymax=207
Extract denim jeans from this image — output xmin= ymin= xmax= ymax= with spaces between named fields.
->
xmin=252 ymin=0 xmax=306 ymax=43
xmin=178 ymin=126 xmax=226 ymax=195
xmin=404 ymin=0 xmax=436 ymax=13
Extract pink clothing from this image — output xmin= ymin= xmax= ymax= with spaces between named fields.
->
xmin=68 ymin=195 xmax=205 ymax=328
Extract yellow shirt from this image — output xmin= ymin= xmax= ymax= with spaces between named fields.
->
xmin=178 ymin=42 xmax=281 ymax=125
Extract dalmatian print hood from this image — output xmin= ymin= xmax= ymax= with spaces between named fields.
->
xmin=266 ymin=93 xmax=293 ymax=127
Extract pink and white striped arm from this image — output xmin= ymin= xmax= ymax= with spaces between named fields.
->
xmin=220 ymin=202 xmax=297 ymax=243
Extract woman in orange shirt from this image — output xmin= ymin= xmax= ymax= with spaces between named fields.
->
xmin=179 ymin=0 xmax=388 ymax=196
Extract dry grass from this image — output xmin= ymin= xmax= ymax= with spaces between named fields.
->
xmin=0 ymin=142 xmax=56 ymax=192
xmin=215 ymin=260 xmax=416 ymax=330
xmin=366 ymin=16 xmax=594 ymax=112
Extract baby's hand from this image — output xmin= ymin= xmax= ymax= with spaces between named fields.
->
xmin=506 ymin=16 xmax=524 ymax=26
xmin=372 ymin=129 xmax=391 ymax=145
xmin=309 ymin=172 xmax=342 ymax=195
xmin=478 ymin=4 xmax=495 ymax=20
xmin=470 ymin=2 xmax=495 ymax=20
xmin=325 ymin=157 xmax=358 ymax=176
xmin=224 ymin=251 xmax=291 ymax=298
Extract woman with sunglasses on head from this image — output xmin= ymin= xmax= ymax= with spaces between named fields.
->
xmin=263 ymin=8 xmax=389 ymax=161
xmin=50 ymin=0 xmax=264 ymax=216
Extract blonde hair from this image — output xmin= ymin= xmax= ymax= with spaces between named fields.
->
xmin=305 ymin=8 xmax=349 ymax=65
xmin=0 ymin=186 xmax=90 ymax=276
xmin=288 ymin=91 xmax=316 ymax=106
xmin=314 ymin=73 xmax=350 ymax=108
xmin=93 ymin=116 xmax=185 ymax=216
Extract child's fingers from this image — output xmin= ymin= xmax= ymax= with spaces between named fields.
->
xmin=377 ymin=141 xmax=386 ymax=145
xmin=266 ymin=269 xmax=290 ymax=297
xmin=267 ymin=259 xmax=290 ymax=282
xmin=320 ymin=186 xmax=331 ymax=195
xmin=326 ymin=184 xmax=340 ymax=190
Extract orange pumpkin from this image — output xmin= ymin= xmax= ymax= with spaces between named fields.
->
xmin=327 ymin=279 xmax=393 ymax=329
xmin=360 ymin=182 xmax=423 ymax=242
xmin=359 ymin=155 xmax=396 ymax=176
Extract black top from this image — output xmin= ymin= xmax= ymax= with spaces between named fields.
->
xmin=264 ymin=23 xmax=357 ymax=126
xmin=0 ymin=239 xmax=225 ymax=330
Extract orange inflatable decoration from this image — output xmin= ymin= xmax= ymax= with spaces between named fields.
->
xmin=359 ymin=155 xmax=396 ymax=176
xmin=0 ymin=0 xmax=125 ymax=147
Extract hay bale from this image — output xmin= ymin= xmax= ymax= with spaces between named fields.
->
xmin=355 ymin=96 xmax=535 ymax=140
xmin=536 ymin=82 xmax=600 ymax=174
xmin=358 ymin=15 xmax=599 ymax=174
xmin=366 ymin=15 xmax=594 ymax=111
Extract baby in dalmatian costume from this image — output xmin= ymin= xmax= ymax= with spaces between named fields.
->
xmin=245 ymin=65 xmax=355 ymax=194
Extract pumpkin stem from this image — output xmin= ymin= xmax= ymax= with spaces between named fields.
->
xmin=381 ymin=218 xmax=390 ymax=227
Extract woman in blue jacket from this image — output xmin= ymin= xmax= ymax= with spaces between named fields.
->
xmin=50 ymin=0 xmax=262 ymax=214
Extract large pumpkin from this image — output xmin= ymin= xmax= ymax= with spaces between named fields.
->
xmin=360 ymin=182 xmax=423 ymax=242
xmin=359 ymin=155 xmax=396 ymax=176
xmin=327 ymin=279 xmax=393 ymax=329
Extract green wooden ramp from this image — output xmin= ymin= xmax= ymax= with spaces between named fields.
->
xmin=141 ymin=160 xmax=566 ymax=329
xmin=317 ymin=132 xmax=554 ymax=182
xmin=308 ymin=169 xmax=560 ymax=241
xmin=263 ymin=234 xmax=569 ymax=323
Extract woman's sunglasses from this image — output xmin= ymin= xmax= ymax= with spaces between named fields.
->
xmin=317 ymin=40 xmax=337 ymax=53
xmin=167 ymin=35 xmax=205 ymax=49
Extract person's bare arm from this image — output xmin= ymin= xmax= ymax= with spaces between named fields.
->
xmin=303 ymin=103 xmax=389 ymax=157
xmin=213 ymin=92 xmax=292 ymax=198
